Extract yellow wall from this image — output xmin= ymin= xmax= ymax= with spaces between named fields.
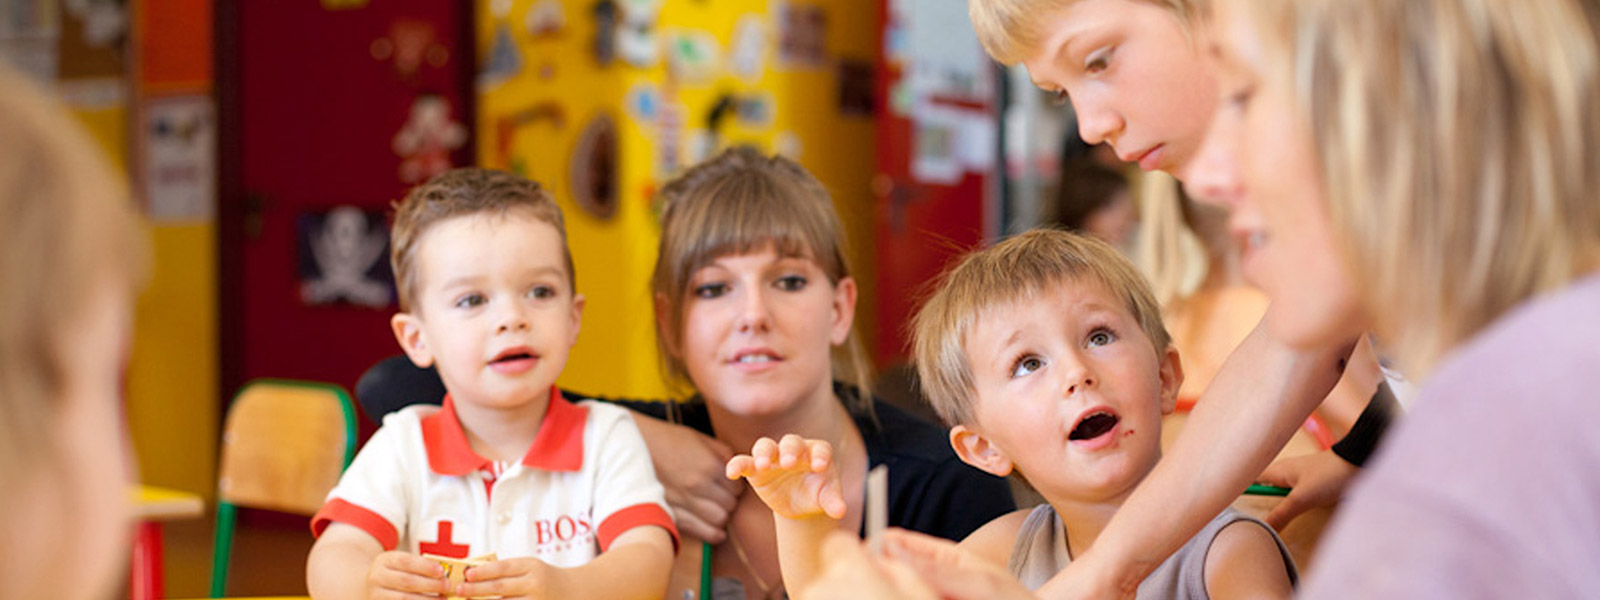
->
xmin=479 ymin=0 xmax=877 ymax=399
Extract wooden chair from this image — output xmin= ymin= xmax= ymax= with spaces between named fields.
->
xmin=210 ymin=379 xmax=356 ymax=597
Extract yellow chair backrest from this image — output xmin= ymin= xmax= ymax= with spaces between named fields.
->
xmin=216 ymin=379 xmax=355 ymax=515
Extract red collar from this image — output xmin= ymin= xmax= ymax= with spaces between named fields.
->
xmin=420 ymin=387 xmax=588 ymax=475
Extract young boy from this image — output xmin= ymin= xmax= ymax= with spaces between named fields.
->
xmin=307 ymin=169 xmax=677 ymax=599
xmin=730 ymin=229 xmax=1294 ymax=599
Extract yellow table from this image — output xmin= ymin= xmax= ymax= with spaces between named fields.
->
xmin=131 ymin=485 xmax=205 ymax=600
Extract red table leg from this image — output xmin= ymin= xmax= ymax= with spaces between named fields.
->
xmin=130 ymin=521 xmax=164 ymax=600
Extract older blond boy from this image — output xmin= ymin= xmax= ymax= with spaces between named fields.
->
xmin=307 ymin=169 xmax=676 ymax=599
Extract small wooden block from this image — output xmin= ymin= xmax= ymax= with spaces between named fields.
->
xmin=423 ymin=553 xmax=497 ymax=600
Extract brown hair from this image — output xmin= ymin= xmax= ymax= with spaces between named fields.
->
xmin=651 ymin=146 xmax=872 ymax=404
xmin=390 ymin=168 xmax=573 ymax=312
xmin=912 ymin=229 xmax=1170 ymax=426
xmin=0 ymin=63 xmax=146 ymax=575
xmin=1234 ymin=0 xmax=1600 ymax=374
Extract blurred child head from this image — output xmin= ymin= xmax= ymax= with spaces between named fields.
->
xmin=1199 ymin=0 xmax=1600 ymax=374
xmin=913 ymin=229 xmax=1180 ymax=501
xmin=651 ymin=146 xmax=871 ymax=411
xmin=388 ymin=169 xmax=582 ymax=408
xmin=1054 ymin=158 xmax=1135 ymax=249
xmin=969 ymin=0 xmax=1215 ymax=175
xmin=0 ymin=63 xmax=147 ymax=600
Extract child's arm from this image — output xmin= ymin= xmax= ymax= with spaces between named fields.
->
xmin=306 ymin=522 xmax=448 ymax=600
xmin=726 ymin=434 xmax=850 ymax=596
xmin=450 ymin=526 xmax=675 ymax=599
xmin=1202 ymin=522 xmax=1294 ymax=600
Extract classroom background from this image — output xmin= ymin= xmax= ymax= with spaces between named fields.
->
xmin=0 ymin=1 xmax=1191 ymax=597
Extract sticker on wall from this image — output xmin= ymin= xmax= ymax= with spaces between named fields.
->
xmin=481 ymin=22 xmax=523 ymax=86
xmin=735 ymin=93 xmax=774 ymax=128
xmin=57 ymin=0 xmax=127 ymax=81
xmin=569 ymin=114 xmax=619 ymax=220
xmin=527 ymin=0 xmax=566 ymax=38
xmin=142 ymin=95 xmax=216 ymax=223
xmin=372 ymin=19 xmax=447 ymax=83
xmin=910 ymin=103 xmax=964 ymax=185
xmin=393 ymin=94 xmax=468 ymax=184
xmin=654 ymin=97 xmax=685 ymax=179
xmin=625 ymin=81 xmax=661 ymax=122
xmin=298 ymin=206 xmax=393 ymax=308
xmin=590 ymin=0 xmax=618 ymax=65
xmin=666 ymin=29 xmax=720 ymax=84
xmin=730 ymin=15 xmax=767 ymax=82
xmin=837 ymin=59 xmax=874 ymax=116
xmin=616 ymin=0 xmax=662 ymax=67
xmin=777 ymin=1 xmax=827 ymax=67
xmin=494 ymin=102 xmax=567 ymax=169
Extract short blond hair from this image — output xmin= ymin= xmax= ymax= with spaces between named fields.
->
xmin=390 ymin=168 xmax=572 ymax=312
xmin=912 ymin=229 xmax=1170 ymax=426
xmin=970 ymin=0 xmax=1202 ymax=65
xmin=0 ymin=64 xmax=146 ymax=550
xmin=1234 ymin=0 xmax=1600 ymax=375
xmin=651 ymin=146 xmax=872 ymax=404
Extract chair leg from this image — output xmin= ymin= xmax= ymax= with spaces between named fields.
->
xmin=210 ymin=502 xmax=237 ymax=598
xmin=131 ymin=521 xmax=164 ymax=600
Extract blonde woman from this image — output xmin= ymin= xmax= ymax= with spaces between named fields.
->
xmin=0 ymin=64 xmax=148 ymax=600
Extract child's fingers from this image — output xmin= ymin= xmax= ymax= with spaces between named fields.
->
xmin=778 ymin=433 xmax=808 ymax=469
xmin=751 ymin=436 xmax=780 ymax=470
xmin=368 ymin=557 xmax=447 ymax=596
xmin=726 ymin=454 xmax=756 ymax=480
xmin=819 ymin=471 xmax=847 ymax=519
xmin=806 ymin=438 xmax=834 ymax=472
xmin=376 ymin=551 xmax=446 ymax=578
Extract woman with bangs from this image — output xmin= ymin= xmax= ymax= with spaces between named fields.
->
xmin=644 ymin=146 xmax=1015 ymax=599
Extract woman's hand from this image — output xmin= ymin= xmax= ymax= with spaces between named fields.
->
xmin=631 ymin=414 xmax=741 ymax=542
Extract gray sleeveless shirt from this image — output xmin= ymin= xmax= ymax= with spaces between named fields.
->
xmin=1007 ymin=505 xmax=1297 ymax=598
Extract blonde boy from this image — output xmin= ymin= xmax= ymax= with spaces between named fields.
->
xmin=733 ymin=229 xmax=1293 ymax=599
xmin=307 ymin=169 xmax=676 ymax=599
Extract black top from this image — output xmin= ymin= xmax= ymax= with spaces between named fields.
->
xmin=355 ymin=356 xmax=1016 ymax=542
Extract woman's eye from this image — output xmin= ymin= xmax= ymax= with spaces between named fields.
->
xmin=693 ymin=283 xmax=729 ymax=299
xmin=1228 ymin=84 xmax=1255 ymax=109
xmin=454 ymin=293 xmax=486 ymax=309
xmin=775 ymin=275 xmax=808 ymax=291
xmin=1011 ymin=356 xmax=1044 ymax=378
xmin=1087 ymin=329 xmax=1116 ymax=347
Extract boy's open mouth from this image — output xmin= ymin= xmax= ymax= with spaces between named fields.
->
xmin=1069 ymin=410 xmax=1120 ymax=441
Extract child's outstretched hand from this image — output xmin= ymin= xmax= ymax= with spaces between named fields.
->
xmin=365 ymin=550 xmax=449 ymax=597
xmin=453 ymin=556 xmax=559 ymax=599
xmin=726 ymin=434 xmax=847 ymax=520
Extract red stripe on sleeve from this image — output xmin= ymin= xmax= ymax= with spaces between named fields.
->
xmin=311 ymin=498 xmax=400 ymax=551
xmin=596 ymin=503 xmax=680 ymax=555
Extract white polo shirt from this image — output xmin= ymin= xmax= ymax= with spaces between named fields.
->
xmin=312 ymin=388 xmax=678 ymax=566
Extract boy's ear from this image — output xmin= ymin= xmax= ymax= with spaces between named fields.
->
xmin=1158 ymin=345 xmax=1184 ymax=415
xmin=829 ymin=276 xmax=858 ymax=346
xmin=950 ymin=424 xmax=1014 ymax=477
xmin=653 ymin=292 xmax=681 ymax=359
xmin=567 ymin=293 xmax=585 ymax=347
xmin=391 ymin=313 xmax=435 ymax=368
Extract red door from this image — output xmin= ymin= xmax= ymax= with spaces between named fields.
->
xmin=218 ymin=1 xmax=475 ymax=413
xmin=872 ymin=0 xmax=998 ymax=367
